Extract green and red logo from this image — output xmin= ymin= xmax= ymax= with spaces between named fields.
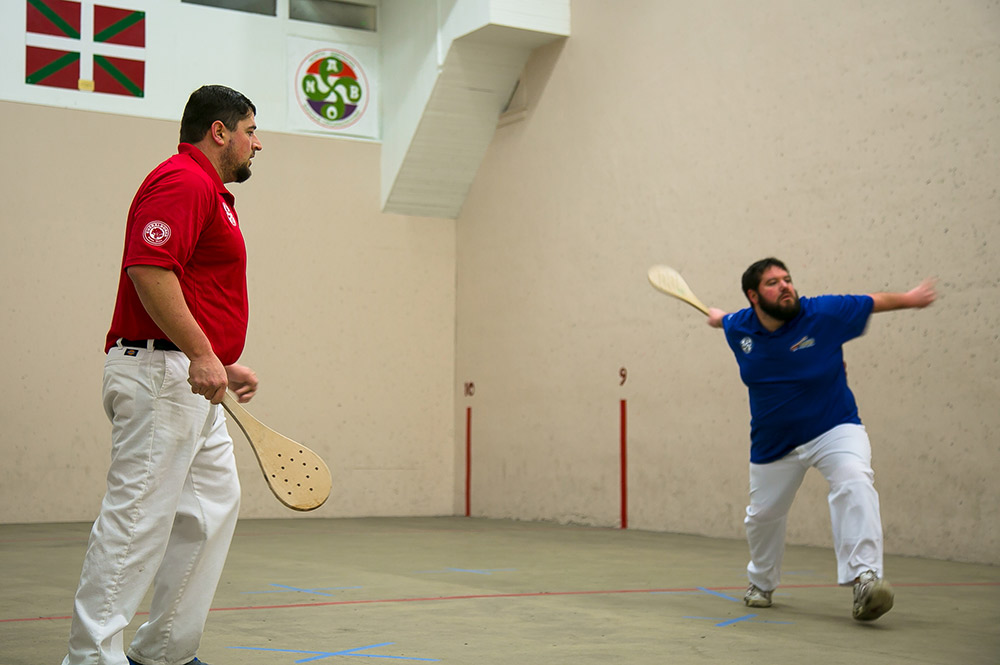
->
xmin=295 ymin=49 xmax=369 ymax=130
xmin=25 ymin=0 xmax=145 ymax=97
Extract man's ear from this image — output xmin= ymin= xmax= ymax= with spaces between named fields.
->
xmin=210 ymin=120 xmax=227 ymax=145
xmin=747 ymin=289 xmax=759 ymax=306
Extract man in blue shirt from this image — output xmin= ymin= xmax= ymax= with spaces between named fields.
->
xmin=706 ymin=258 xmax=935 ymax=621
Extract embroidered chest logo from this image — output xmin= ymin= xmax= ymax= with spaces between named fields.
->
xmin=142 ymin=220 xmax=170 ymax=246
xmin=221 ymin=201 xmax=237 ymax=227
xmin=790 ymin=336 xmax=816 ymax=352
xmin=740 ymin=336 xmax=753 ymax=354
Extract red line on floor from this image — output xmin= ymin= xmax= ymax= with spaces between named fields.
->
xmin=7 ymin=581 xmax=997 ymax=623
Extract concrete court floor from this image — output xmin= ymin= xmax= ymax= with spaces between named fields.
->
xmin=2 ymin=517 xmax=997 ymax=665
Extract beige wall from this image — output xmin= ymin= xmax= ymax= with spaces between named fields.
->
xmin=1 ymin=0 xmax=997 ymax=567
xmin=455 ymin=0 xmax=999 ymax=564
xmin=0 ymin=101 xmax=457 ymax=522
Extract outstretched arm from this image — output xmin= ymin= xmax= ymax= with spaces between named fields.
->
xmin=868 ymin=277 xmax=937 ymax=313
xmin=706 ymin=307 xmax=728 ymax=329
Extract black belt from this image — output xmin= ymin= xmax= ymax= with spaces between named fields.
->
xmin=120 ymin=338 xmax=180 ymax=352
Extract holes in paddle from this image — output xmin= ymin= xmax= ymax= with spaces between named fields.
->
xmin=272 ymin=451 xmax=317 ymax=496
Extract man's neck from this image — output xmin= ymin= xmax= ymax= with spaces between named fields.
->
xmin=754 ymin=306 xmax=786 ymax=332
xmin=190 ymin=139 xmax=227 ymax=183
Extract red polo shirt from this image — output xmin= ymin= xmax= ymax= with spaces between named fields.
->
xmin=105 ymin=144 xmax=249 ymax=365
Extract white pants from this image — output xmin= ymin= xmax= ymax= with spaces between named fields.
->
xmin=745 ymin=423 xmax=884 ymax=591
xmin=63 ymin=343 xmax=240 ymax=665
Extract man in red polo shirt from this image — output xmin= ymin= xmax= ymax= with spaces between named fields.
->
xmin=63 ymin=85 xmax=263 ymax=665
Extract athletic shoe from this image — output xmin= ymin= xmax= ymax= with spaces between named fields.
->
xmin=852 ymin=570 xmax=895 ymax=621
xmin=744 ymin=583 xmax=773 ymax=608
xmin=128 ymin=658 xmax=210 ymax=665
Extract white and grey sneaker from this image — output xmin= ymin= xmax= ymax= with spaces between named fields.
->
xmin=744 ymin=583 xmax=773 ymax=608
xmin=852 ymin=570 xmax=894 ymax=621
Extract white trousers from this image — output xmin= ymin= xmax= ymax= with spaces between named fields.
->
xmin=63 ymin=344 xmax=240 ymax=665
xmin=745 ymin=423 xmax=884 ymax=591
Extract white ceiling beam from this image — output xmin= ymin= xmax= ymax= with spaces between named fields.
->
xmin=380 ymin=0 xmax=569 ymax=219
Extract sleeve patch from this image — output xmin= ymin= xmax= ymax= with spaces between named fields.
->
xmin=142 ymin=220 xmax=171 ymax=246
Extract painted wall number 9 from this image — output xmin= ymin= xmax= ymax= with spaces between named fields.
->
xmin=619 ymin=367 xmax=627 ymax=386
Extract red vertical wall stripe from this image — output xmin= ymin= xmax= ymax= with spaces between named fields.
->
xmin=620 ymin=399 xmax=628 ymax=529
xmin=465 ymin=407 xmax=472 ymax=517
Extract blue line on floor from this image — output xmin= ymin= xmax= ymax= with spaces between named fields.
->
xmin=697 ymin=586 xmax=741 ymax=602
xmin=414 ymin=567 xmax=516 ymax=575
xmin=242 ymin=584 xmax=363 ymax=596
xmin=715 ymin=614 xmax=758 ymax=626
xmin=684 ymin=614 xmax=793 ymax=627
xmin=228 ymin=642 xmax=439 ymax=662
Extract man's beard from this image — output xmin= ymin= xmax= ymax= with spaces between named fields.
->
xmin=232 ymin=163 xmax=252 ymax=183
xmin=222 ymin=142 xmax=253 ymax=183
xmin=757 ymin=290 xmax=801 ymax=321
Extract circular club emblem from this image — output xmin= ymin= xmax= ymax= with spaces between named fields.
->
xmin=295 ymin=49 xmax=369 ymax=129
xmin=740 ymin=336 xmax=753 ymax=354
xmin=142 ymin=221 xmax=171 ymax=246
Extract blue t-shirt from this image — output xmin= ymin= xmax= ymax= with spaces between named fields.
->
xmin=722 ymin=295 xmax=874 ymax=464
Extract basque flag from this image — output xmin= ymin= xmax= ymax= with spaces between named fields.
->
xmin=26 ymin=0 xmax=145 ymax=97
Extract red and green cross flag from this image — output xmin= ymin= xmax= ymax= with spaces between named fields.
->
xmin=25 ymin=0 xmax=145 ymax=97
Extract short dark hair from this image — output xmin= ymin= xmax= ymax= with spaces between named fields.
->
xmin=741 ymin=257 xmax=789 ymax=302
xmin=179 ymin=85 xmax=256 ymax=144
